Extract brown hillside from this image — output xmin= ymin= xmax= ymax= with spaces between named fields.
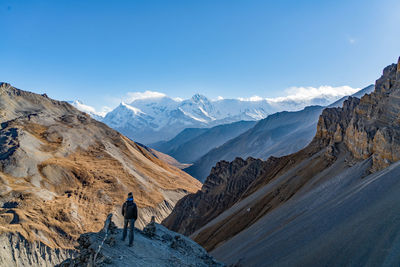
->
xmin=0 ymin=83 xmax=201 ymax=253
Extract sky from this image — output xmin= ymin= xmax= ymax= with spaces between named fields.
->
xmin=1 ymin=0 xmax=399 ymax=112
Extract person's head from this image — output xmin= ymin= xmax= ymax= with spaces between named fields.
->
xmin=127 ymin=192 xmax=133 ymax=201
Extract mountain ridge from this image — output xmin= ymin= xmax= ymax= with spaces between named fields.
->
xmin=151 ymin=120 xmax=257 ymax=164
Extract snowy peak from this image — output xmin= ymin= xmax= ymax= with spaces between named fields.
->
xmin=102 ymin=102 xmax=154 ymax=131
xmin=191 ymin=93 xmax=210 ymax=104
xmin=119 ymin=102 xmax=144 ymax=115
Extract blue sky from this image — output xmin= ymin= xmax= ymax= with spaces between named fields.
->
xmin=1 ymin=0 xmax=399 ymax=112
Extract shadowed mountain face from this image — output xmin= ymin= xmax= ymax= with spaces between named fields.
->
xmin=151 ymin=120 xmax=257 ymax=164
xmin=163 ymin=57 xmax=400 ymax=266
xmin=185 ymin=105 xmax=324 ymax=182
xmin=0 ymin=83 xmax=201 ymax=266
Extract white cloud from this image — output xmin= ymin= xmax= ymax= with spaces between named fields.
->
xmin=266 ymin=85 xmax=359 ymax=103
xmin=71 ymin=100 xmax=111 ymax=117
xmin=234 ymin=85 xmax=359 ymax=106
xmin=72 ymin=100 xmax=96 ymax=114
xmin=238 ymin=95 xmax=264 ymax=102
xmin=123 ymin=91 xmax=166 ymax=103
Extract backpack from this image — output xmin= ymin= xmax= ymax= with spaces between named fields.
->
xmin=124 ymin=201 xmax=137 ymax=220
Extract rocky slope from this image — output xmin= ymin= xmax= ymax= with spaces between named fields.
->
xmin=0 ymin=83 xmax=201 ymax=266
xmin=211 ymin=156 xmax=400 ymax=266
xmin=58 ymin=214 xmax=224 ymax=267
xmin=163 ymin=57 xmax=400 ymax=265
xmin=152 ymin=120 xmax=257 ymax=164
xmin=163 ymin=157 xmax=266 ymax=235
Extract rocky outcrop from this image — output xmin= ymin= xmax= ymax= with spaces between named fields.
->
xmin=315 ymin=97 xmax=361 ymax=145
xmin=162 ymin=157 xmax=265 ymax=236
xmin=0 ymin=83 xmax=201 ymax=265
xmin=58 ymin=214 xmax=224 ymax=267
xmin=316 ymin=60 xmax=400 ymax=172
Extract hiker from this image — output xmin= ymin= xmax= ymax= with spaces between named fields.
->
xmin=122 ymin=192 xmax=138 ymax=247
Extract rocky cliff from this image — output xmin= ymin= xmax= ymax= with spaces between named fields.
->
xmin=317 ymin=58 xmax=400 ymax=172
xmin=0 ymin=83 xmax=201 ymax=266
xmin=163 ymin=57 xmax=400 ymax=261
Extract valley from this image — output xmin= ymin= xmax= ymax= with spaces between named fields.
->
xmin=2 ymin=1 xmax=397 ymax=266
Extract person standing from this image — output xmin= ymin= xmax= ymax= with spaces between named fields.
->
xmin=122 ymin=192 xmax=138 ymax=247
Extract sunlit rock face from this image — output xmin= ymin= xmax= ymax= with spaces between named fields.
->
xmin=316 ymin=60 xmax=400 ymax=172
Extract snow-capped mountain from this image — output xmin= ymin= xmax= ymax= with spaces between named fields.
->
xmin=102 ymin=94 xmax=277 ymax=144
xmin=72 ymin=86 xmax=360 ymax=144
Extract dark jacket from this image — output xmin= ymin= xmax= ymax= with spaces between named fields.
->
xmin=122 ymin=199 xmax=138 ymax=220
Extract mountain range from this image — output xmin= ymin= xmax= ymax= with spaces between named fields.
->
xmin=71 ymin=87 xmax=359 ymax=144
xmin=163 ymin=57 xmax=400 ymax=266
xmin=101 ymin=94 xmax=274 ymax=144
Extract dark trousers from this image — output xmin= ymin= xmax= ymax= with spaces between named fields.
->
xmin=122 ymin=218 xmax=135 ymax=245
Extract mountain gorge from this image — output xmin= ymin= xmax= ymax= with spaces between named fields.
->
xmin=163 ymin=57 xmax=400 ymax=266
xmin=0 ymin=83 xmax=201 ymax=266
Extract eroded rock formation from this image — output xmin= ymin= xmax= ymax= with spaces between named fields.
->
xmin=317 ymin=60 xmax=400 ymax=172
